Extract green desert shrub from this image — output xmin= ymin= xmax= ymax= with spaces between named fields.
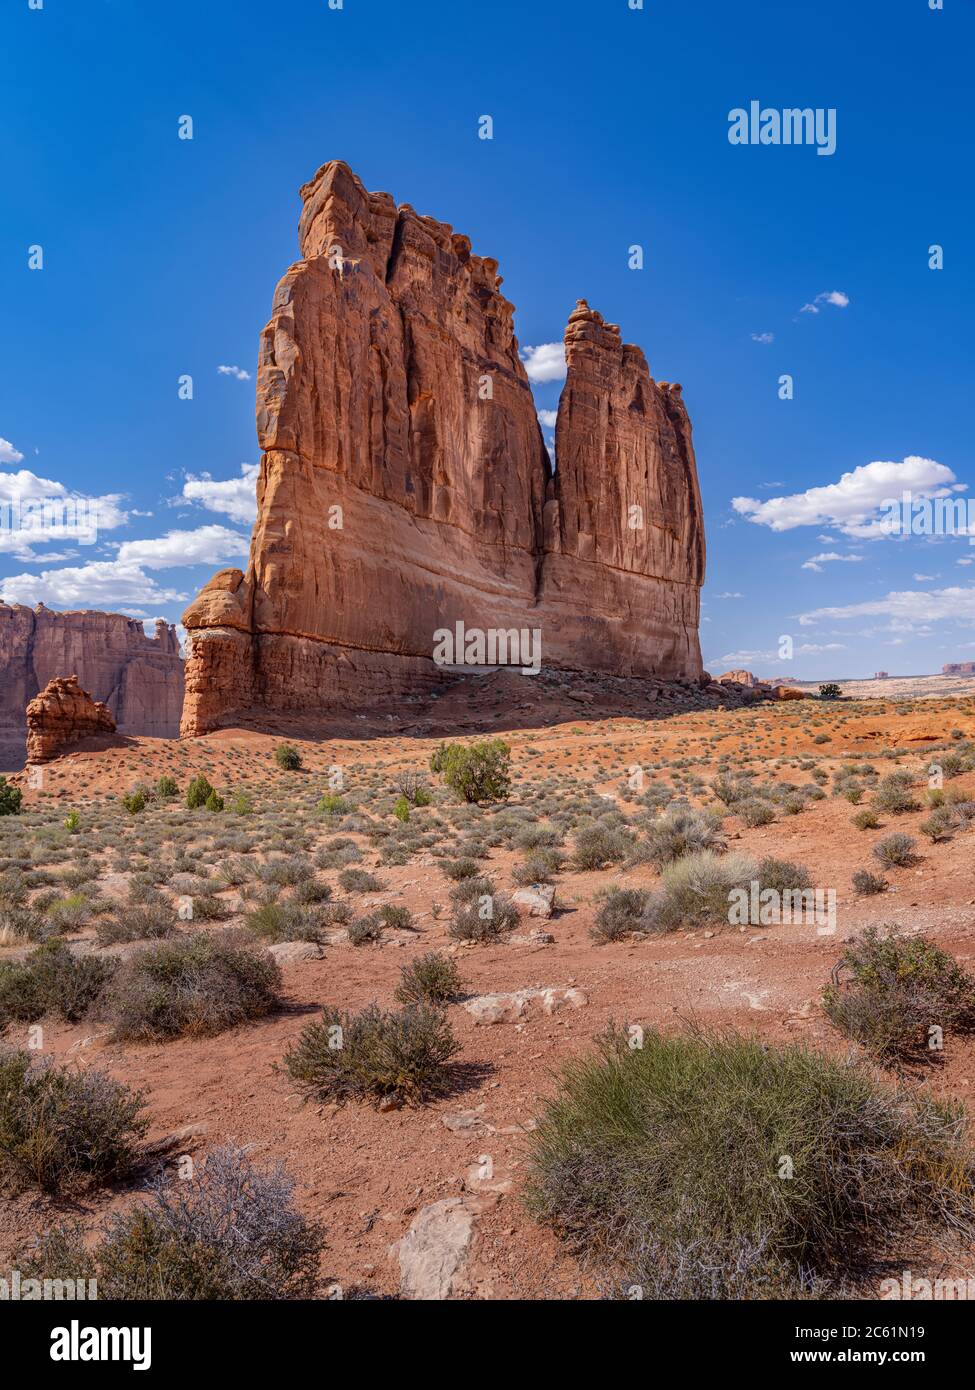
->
xmin=853 ymin=808 xmax=882 ymax=830
xmin=275 ymin=744 xmax=302 ymax=771
xmin=524 ymin=1025 xmax=975 ymax=1298
xmin=0 ymin=941 xmax=115 ymax=1026
xmin=591 ymin=888 xmax=652 ymax=943
xmin=739 ymin=799 xmax=776 ymax=828
xmin=186 ymin=775 xmax=215 ymax=810
xmin=641 ymin=806 xmax=723 ymax=868
xmin=96 ymin=903 xmax=178 ymax=946
xmin=873 ymin=772 xmax=921 ymax=816
xmin=919 ymin=807 xmax=956 ymax=842
xmin=245 ymin=901 xmax=324 ymax=944
xmin=644 ymin=850 xmax=757 ymax=932
xmin=105 ymin=932 xmax=281 ymax=1041
xmin=571 ymin=823 xmax=635 ymax=870
xmin=337 ymin=868 xmax=383 ymax=893
xmin=872 ymin=833 xmax=917 ymax=869
xmin=511 ymin=847 xmax=564 ymax=885
xmin=395 ymin=952 xmax=463 ymax=1005
xmin=0 ymin=778 xmax=22 ymax=817
xmin=122 ymin=789 xmax=147 ymax=815
xmin=285 ymin=1003 xmax=460 ymax=1106
xmin=442 ymin=857 xmax=480 ymax=882
xmin=316 ymin=793 xmax=349 ymax=817
xmin=205 ymin=790 xmax=225 ymax=813
xmin=430 ymin=739 xmax=511 ymax=803
xmin=157 ymin=776 xmax=179 ymax=799
xmin=448 ymin=884 xmax=519 ymax=942
xmin=823 ymin=926 xmax=975 ymax=1064
xmin=0 ymin=1048 xmax=147 ymax=1194
xmin=347 ymin=914 xmax=383 ymax=946
xmin=754 ymin=857 xmax=812 ymax=893
xmin=20 ymin=1146 xmax=324 ymax=1299
xmin=851 ymin=869 xmax=887 ymax=897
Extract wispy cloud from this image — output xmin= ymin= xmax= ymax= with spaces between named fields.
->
xmin=801 ymin=551 xmax=864 ymax=572
xmin=800 ymin=290 xmax=850 ymax=315
xmin=217 ymin=364 xmax=252 ymax=381
xmin=751 ymin=332 xmax=774 ymax=344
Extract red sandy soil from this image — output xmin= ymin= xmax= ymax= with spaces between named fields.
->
xmin=3 ymin=683 xmax=975 ymax=1298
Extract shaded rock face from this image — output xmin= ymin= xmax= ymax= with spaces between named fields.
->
xmin=182 ymin=161 xmax=705 ymax=734
xmin=26 ymin=675 xmax=117 ymax=763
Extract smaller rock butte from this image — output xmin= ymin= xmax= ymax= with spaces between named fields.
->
xmin=26 ymin=675 xmax=117 ymax=764
xmin=717 ymin=669 xmax=758 ymax=687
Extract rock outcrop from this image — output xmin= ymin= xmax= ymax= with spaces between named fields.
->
xmin=182 ymin=161 xmax=705 ymax=734
xmin=26 ymin=675 xmax=117 ymax=763
xmin=717 ymin=669 xmax=758 ymax=687
xmin=944 ymin=662 xmax=975 ymax=675
xmin=0 ymin=605 xmax=183 ymax=766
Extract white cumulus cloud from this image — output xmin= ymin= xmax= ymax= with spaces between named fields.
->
xmin=181 ymin=463 xmax=260 ymax=525
xmin=0 ymin=437 xmax=25 ymax=464
xmin=733 ymin=457 xmax=961 ymax=538
xmin=521 ymin=343 xmax=566 ymax=384
xmin=217 ymin=365 xmax=251 ymax=381
xmin=111 ymin=525 xmax=249 ymax=570
xmin=0 ymin=561 xmax=188 ymax=610
xmin=536 ymin=409 xmax=558 ymax=429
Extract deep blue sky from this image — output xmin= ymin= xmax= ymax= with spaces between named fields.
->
xmin=2 ymin=0 xmax=972 ymax=678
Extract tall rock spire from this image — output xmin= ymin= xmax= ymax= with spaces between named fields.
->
xmin=181 ymin=164 xmax=705 ymax=735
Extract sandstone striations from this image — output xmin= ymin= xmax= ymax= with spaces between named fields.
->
xmin=26 ymin=675 xmax=117 ymax=764
xmin=0 ymin=605 xmax=183 ymax=767
xmin=182 ymin=161 xmax=705 ymax=735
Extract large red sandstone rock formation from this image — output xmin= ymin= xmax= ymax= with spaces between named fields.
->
xmin=944 ymin=662 xmax=975 ymax=675
xmin=181 ymin=161 xmax=705 ymax=735
xmin=0 ymin=605 xmax=183 ymax=768
xmin=25 ymin=675 xmax=117 ymax=764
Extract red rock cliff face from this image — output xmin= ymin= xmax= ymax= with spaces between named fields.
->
xmin=0 ymin=605 xmax=183 ymax=766
xmin=181 ymin=161 xmax=705 ymax=734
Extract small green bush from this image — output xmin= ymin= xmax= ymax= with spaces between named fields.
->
xmin=571 ymin=823 xmax=634 ymax=870
xmin=337 ymin=868 xmax=383 ymax=893
xmin=186 ymin=775 xmax=215 ymax=810
xmin=853 ymin=808 xmax=882 ymax=830
xmin=395 ymin=952 xmax=463 ymax=1005
xmin=0 ymin=778 xmax=22 ymax=817
xmin=157 ymin=776 xmax=179 ymax=799
xmin=642 ymin=806 xmax=724 ymax=868
xmin=823 ymin=926 xmax=975 ymax=1063
xmin=873 ymin=833 xmax=917 ymax=869
xmin=105 ymin=933 xmax=281 ymax=1041
xmin=0 ymin=1048 xmax=147 ymax=1194
xmin=819 ymin=683 xmax=842 ymax=700
xmin=591 ymin=889 xmax=651 ymax=943
xmin=19 ymin=1146 xmax=324 ymax=1299
xmin=873 ymin=773 xmax=921 ymax=816
xmin=430 ymin=739 xmax=511 ymax=803
xmin=0 ymin=941 xmax=116 ymax=1026
xmin=275 ymin=744 xmax=302 ymax=771
xmin=851 ymin=869 xmax=887 ymax=897
xmin=122 ymin=789 xmax=147 ymax=815
xmin=316 ymin=793 xmax=348 ymax=816
xmin=285 ymin=1003 xmax=461 ymax=1106
xmin=524 ymin=1025 xmax=975 ymax=1297
xmin=205 ymin=790 xmax=225 ymax=813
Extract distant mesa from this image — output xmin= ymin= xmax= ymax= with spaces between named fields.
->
xmin=943 ymin=662 xmax=975 ymax=675
xmin=26 ymin=675 xmax=117 ymax=764
xmin=874 ymin=670 xmax=890 ymax=680
xmin=180 ymin=160 xmax=706 ymax=735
